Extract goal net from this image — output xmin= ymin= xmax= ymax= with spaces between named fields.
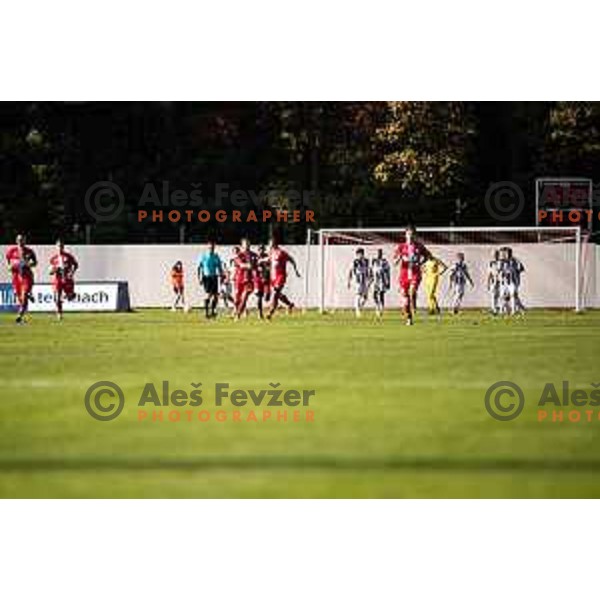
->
xmin=315 ymin=227 xmax=589 ymax=312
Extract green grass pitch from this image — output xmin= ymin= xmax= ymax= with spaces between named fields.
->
xmin=1 ymin=308 xmax=599 ymax=498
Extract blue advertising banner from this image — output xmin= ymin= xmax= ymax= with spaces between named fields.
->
xmin=0 ymin=282 xmax=130 ymax=312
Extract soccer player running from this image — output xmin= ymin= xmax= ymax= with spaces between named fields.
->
xmin=170 ymin=261 xmax=185 ymax=311
xmin=219 ymin=248 xmax=238 ymax=311
xmin=347 ymin=248 xmax=371 ymax=317
xmin=487 ymin=249 xmax=502 ymax=315
xmin=505 ymin=247 xmax=526 ymax=312
xmin=5 ymin=233 xmax=37 ymax=324
xmin=422 ymin=254 xmax=448 ymax=315
xmin=266 ymin=237 xmax=300 ymax=320
xmin=448 ymin=252 xmax=474 ymax=314
xmin=233 ymin=238 xmax=258 ymax=320
xmin=49 ymin=239 xmax=79 ymax=320
xmin=394 ymin=226 xmax=430 ymax=326
xmin=254 ymin=244 xmax=271 ymax=320
xmin=197 ymin=241 xmax=224 ymax=319
xmin=497 ymin=247 xmax=513 ymax=315
xmin=498 ymin=246 xmax=522 ymax=315
xmin=371 ymin=248 xmax=391 ymax=317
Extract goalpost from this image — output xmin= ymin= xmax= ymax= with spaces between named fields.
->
xmin=314 ymin=226 xmax=585 ymax=313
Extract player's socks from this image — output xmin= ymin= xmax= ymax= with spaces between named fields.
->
xmin=268 ymin=293 xmax=279 ymax=318
xmin=267 ymin=298 xmax=278 ymax=318
xmin=277 ymin=293 xmax=293 ymax=311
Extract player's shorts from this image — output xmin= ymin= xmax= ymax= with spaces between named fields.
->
xmin=235 ymin=278 xmax=254 ymax=297
xmin=53 ymin=277 xmax=75 ymax=298
xmin=354 ymin=281 xmax=369 ymax=296
xmin=424 ymin=276 xmax=440 ymax=294
xmin=12 ymin=273 xmax=33 ymax=300
xmin=254 ymin=277 xmax=271 ymax=296
xmin=171 ymin=277 xmax=184 ymax=293
xmin=451 ymin=282 xmax=466 ymax=297
xmin=221 ymin=281 xmax=232 ymax=297
xmin=399 ymin=270 xmax=421 ymax=294
xmin=202 ymin=275 xmax=219 ymax=295
xmin=500 ymin=282 xmax=515 ymax=298
xmin=271 ymin=273 xmax=287 ymax=290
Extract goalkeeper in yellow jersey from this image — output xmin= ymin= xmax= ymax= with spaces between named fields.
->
xmin=422 ymin=255 xmax=448 ymax=315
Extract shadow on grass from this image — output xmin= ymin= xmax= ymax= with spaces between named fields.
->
xmin=1 ymin=455 xmax=600 ymax=473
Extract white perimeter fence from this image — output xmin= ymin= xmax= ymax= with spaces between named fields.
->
xmin=1 ymin=242 xmax=599 ymax=309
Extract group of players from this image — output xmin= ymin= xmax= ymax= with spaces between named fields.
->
xmin=347 ymin=226 xmax=525 ymax=325
xmin=170 ymin=237 xmax=301 ymax=320
xmin=5 ymin=234 xmax=78 ymax=323
xmin=487 ymin=246 xmax=526 ymax=315
xmin=5 ymin=228 xmax=526 ymax=325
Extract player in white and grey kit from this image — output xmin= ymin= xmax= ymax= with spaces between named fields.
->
xmin=220 ymin=247 xmax=237 ymax=311
xmin=498 ymin=247 xmax=523 ymax=315
xmin=487 ymin=249 xmax=502 ymax=314
xmin=499 ymin=252 xmax=514 ymax=314
xmin=448 ymin=252 xmax=473 ymax=314
xmin=371 ymin=248 xmax=391 ymax=316
xmin=347 ymin=248 xmax=371 ymax=317
xmin=505 ymin=247 xmax=525 ymax=312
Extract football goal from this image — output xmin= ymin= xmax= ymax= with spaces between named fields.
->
xmin=310 ymin=226 xmax=588 ymax=312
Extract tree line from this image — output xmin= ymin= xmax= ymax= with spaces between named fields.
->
xmin=1 ymin=101 xmax=599 ymax=243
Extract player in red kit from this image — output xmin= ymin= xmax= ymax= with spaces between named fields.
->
xmin=254 ymin=244 xmax=271 ymax=320
xmin=5 ymin=233 xmax=37 ymax=323
xmin=233 ymin=238 xmax=258 ymax=320
xmin=49 ymin=239 xmax=79 ymax=320
xmin=267 ymin=237 xmax=300 ymax=320
xmin=393 ymin=225 xmax=430 ymax=326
